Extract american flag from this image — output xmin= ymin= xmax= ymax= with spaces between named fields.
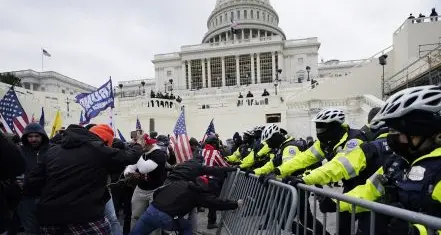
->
xmin=170 ymin=110 xmax=192 ymax=163
xmin=0 ymin=87 xmax=29 ymax=136
xmin=201 ymin=119 xmax=216 ymax=143
xmin=203 ymin=146 xmax=229 ymax=167
xmin=136 ymin=117 xmax=142 ymax=130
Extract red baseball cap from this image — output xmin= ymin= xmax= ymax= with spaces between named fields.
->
xmin=143 ymin=134 xmax=157 ymax=145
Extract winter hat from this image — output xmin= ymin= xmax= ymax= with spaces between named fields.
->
xmin=90 ymin=124 xmax=114 ymax=147
xmin=143 ymin=134 xmax=157 ymax=145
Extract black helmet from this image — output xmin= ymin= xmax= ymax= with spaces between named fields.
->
xmin=150 ymin=131 xmax=158 ymax=139
xmin=189 ymin=137 xmax=200 ymax=147
xmin=156 ymin=135 xmax=170 ymax=146
xmin=205 ymin=135 xmax=220 ymax=149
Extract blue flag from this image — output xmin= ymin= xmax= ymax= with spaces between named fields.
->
xmin=75 ymin=79 xmax=114 ymax=123
xmin=39 ymin=107 xmax=45 ymax=127
xmin=117 ymin=129 xmax=127 ymax=142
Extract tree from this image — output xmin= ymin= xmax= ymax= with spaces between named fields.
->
xmin=0 ymin=73 xmax=21 ymax=87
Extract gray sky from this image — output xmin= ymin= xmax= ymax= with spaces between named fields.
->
xmin=0 ymin=0 xmax=439 ymax=87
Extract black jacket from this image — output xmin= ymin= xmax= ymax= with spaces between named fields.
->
xmin=20 ymin=123 xmax=49 ymax=182
xmin=0 ymin=132 xmax=25 ymax=180
xmin=152 ymin=180 xmax=238 ymax=217
xmin=0 ymin=133 xmax=25 ymax=233
xmin=166 ymin=158 xmax=236 ymax=183
xmin=23 ymin=125 xmax=141 ymax=225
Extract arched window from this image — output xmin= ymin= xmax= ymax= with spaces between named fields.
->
xmin=220 ymin=15 xmax=223 ymax=23
xmin=225 ymin=13 xmax=228 ymax=22
xmin=267 ymin=14 xmax=270 ymax=21
xmin=262 ymin=12 xmax=265 ymax=20
xmin=251 ymin=10 xmax=254 ymax=19
xmin=244 ymin=10 xmax=247 ymax=19
xmin=231 ymin=11 xmax=234 ymax=21
xmin=237 ymin=10 xmax=240 ymax=19
xmin=216 ymin=18 xmax=218 ymax=25
xmin=257 ymin=11 xmax=260 ymax=19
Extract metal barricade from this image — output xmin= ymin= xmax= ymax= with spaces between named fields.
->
xmin=294 ymin=183 xmax=441 ymax=235
xmin=217 ymin=171 xmax=298 ymax=235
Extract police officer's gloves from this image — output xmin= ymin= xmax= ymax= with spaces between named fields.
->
xmin=319 ymin=197 xmax=337 ymax=213
xmin=245 ymin=170 xmax=255 ymax=178
xmin=283 ymin=176 xmax=304 ymax=186
xmin=262 ymin=173 xmax=277 ymax=187
xmin=387 ymin=218 xmax=417 ymax=235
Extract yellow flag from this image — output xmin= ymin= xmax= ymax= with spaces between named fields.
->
xmin=50 ymin=110 xmax=63 ymax=138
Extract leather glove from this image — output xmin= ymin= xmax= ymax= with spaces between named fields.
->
xmin=262 ymin=173 xmax=277 ymax=187
xmin=283 ymin=176 xmax=304 ymax=186
xmin=245 ymin=170 xmax=254 ymax=178
xmin=258 ymin=174 xmax=266 ymax=184
xmin=319 ymin=197 xmax=337 ymax=213
xmin=387 ymin=217 xmax=417 ymax=235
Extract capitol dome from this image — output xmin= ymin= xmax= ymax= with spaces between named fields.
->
xmin=202 ymin=0 xmax=286 ymax=43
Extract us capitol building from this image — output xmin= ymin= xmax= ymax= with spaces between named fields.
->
xmin=3 ymin=0 xmax=441 ymax=139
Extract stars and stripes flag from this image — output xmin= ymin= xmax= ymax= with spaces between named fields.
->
xmin=42 ymin=49 xmax=51 ymax=57
xmin=201 ymin=119 xmax=216 ymax=143
xmin=136 ymin=117 xmax=142 ymax=130
xmin=0 ymin=87 xmax=29 ymax=136
xmin=117 ymin=129 xmax=127 ymax=142
xmin=170 ymin=110 xmax=192 ymax=163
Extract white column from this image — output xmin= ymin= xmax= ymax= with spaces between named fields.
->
xmin=250 ymin=53 xmax=255 ymax=84
xmin=221 ymin=57 xmax=226 ymax=87
xmin=201 ymin=59 xmax=206 ymax=88
xmin=188 ymin=60 xmax=192 ymax=90
xmin=257 ymin=53 xmax=261 ymax=83
xmin=272 ymin=52 xmax=276 ymax=82
xmin=30 ymin=83 xmax=34 ymax=91
xmin=258 ymin=30 xmax=260 ymax=38
xmin=207 ymin=59 xmax=212 ymax=87
xmin=218 ymin=34 xmax=221 ymax=42
xmin=241 ymin=29 xmax=245 ymax=40
xmin=236 ymin=55 xmax=240 ymax=85
xmin=181 ymin=62 xmax=186 ymax=90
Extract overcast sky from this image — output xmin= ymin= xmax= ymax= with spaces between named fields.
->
xmin=0 ymin=0 xmax=439 ymax=87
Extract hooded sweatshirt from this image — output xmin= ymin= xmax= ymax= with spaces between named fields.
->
xmin=20 ymin=123 xmax=49 ymax=181
xmin=23 ymin=125 xmax=140 ymax=225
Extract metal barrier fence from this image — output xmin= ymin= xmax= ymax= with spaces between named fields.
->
xmin=217 ymin=171 xmax=441 ymax=235
xmin=294 ymin=184 xmax=441 ymax=235
xmin=217 ymin=170 xmax=299 ymax=235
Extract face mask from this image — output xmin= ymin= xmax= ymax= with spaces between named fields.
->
xmin=386 ymin=133 xmax=411 ymax=157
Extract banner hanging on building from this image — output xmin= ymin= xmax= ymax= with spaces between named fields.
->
xmin=75 ymin=78 xmax=114 ymax=123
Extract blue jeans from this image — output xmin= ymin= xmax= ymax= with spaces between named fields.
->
xmin=18 ymin=198 xmax=40 ymax=235
xmin=130 ymin=205 xmax=192 ymax=235
xmin=105 ymin=198 xmax=123 ymax=235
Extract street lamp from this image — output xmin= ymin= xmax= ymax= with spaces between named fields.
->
xmin=306 ymin=66 xmax=311 ymax=82
xmin=274 ymin=69 xmax=283 ymax=95
xmin=141 ymin=81 xmax=146 ymax=95
xmin=379 ymin=55 xmax=388 ymax=99
xmin=118 ymin=84 xmax=123 ymax=98
xmin=66 ymin=97 xmax=70 ymax=117
xmin=169 ymin=79 xmax=174 ymax=93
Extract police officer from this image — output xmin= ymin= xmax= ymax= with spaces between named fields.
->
xmin=252 ymin=124 xmax=329 ymax=235
xmin=240 ymin=125 xmax=271 ymax=170
xmin=339 ymin=85 xmax=441 ymax=235
xmin=286 ymin=118 xmax=392 ymax=234
xmin=273 ymin=107 xmax=367 ymax=235
xmin=225 ymin=130 xmax=254 ymax=165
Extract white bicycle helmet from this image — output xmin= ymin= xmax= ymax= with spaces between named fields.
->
xmin=312 ymin=108 xmax=345 ymax=124
xmin=261 ymin=124 xmax=280 ymax=142
xmin=373 ymin=85 xmax=441 ymax=122
xmin=243 ymin=130 xmax=254 ymax=136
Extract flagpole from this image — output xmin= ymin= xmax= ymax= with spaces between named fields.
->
xmin=41 ymin=48 xmax=44 ymax=72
